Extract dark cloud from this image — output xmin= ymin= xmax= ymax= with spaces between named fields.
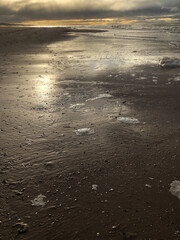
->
xmin=0 ymin=0 xmax=179 ymax=23
xmin=0 ymin=6 xmax=17 ymax=23
xmin=0 ymin=6 xmax=14 ymax=16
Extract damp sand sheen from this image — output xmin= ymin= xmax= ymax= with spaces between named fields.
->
xmin=0 ymin=25 xmax=179 ymax=240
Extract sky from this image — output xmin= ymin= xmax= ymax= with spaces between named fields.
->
xmin=0 ymin=0 xmax=180 ymax=25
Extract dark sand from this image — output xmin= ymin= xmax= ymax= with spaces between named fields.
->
xmin=0 ymin=27 xmax=180 ymax=240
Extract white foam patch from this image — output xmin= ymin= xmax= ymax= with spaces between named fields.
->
xmin=170 ymin=180 xmax=180 ymax=200
xmin=159 ymin=57 xmax=180 ymax=68
xmin=69 ymin=103 xmax=85 ymax=110
xmin=117 ymin=117 xmax=140 ymax=124
xmin=74 ymin=128 xmax=94 ymax=136
xmin=92 ymin=184 xmax=98 ymax=191
xmin=152 ymin=79 xmax=158 ymax=84
xmin=31 ymin=194 xmax=46 ymax=207
xmin=174 ymin=76 xmax=180 ymax=82
xmin=86 ymin=94 xmax=112 ymax=101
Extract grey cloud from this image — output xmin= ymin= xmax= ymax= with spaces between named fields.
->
xmin=161 ymin=0 xmax=180 ymax=13
xmin=0 ymin=6 xmax=17 ymax=22
xmin=15 ymin=6 xmax=176 ymax=21
xmin=161 ymin=0 xmax=180 ymax=8
xmin=0 ymin=6 xmax=14 ymax=15
xmin=0 ymin=0 xmax=179 ymax=23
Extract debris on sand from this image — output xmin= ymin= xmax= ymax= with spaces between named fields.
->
xmin=44 ymin=161 xmax=54 ymax=167
xmin=145 ymin=184 xmax=152 ymax=189
xmin=117 ymin=117 xmax=140 ymax=124
xmin=112 ymin=226 xmax=117 ymax=230
xmin=25 ymin=138 xmax=33 ymax=146
xmin=14 ymin=222 xmax=28 ymax=234
xmin=69 ymin=103 xmax=85 ymax=110
xmin=31 ymin=194 xmax=46 ymax=207
xmin=92 ymin=184 xmax=98 ymax=191
xmin=86 ymin=93 xmax=112 ymax=101
xmin=169 ymin=180 xmax=180 ymax=200
xmin=12 ymin=190 xmax=23 ymax=196
xmin=169 ymin=42 xmax=178 ymax=48
xmin=124 ymin=232 xmax=137 ymax=239
xmin=159 ymin=57 xmax=180 ymax=68
xmin=74 ymin=128 xmax=94 ymax=136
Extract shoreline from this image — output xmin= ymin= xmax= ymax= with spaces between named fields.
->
xmin=0 ymin=27 xmax=106 ymax=47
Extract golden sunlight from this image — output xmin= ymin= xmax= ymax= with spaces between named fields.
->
xmin=22 ymin=18 xmax=138 ymax=26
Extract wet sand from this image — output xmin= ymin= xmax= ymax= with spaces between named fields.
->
xmin=0 ymin=27 xmax=180 ymax=240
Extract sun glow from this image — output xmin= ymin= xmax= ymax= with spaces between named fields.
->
xmin=22 ymin=18 xmax=138 ymax=26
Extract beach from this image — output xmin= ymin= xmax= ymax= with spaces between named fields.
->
xmin=0 ymin=26 xmax=180 ymax=240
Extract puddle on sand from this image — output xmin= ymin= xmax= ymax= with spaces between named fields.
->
xmin=74 ymin=128 xmax=94 ymax=136
xmin=117 ymin=117 xmax=140 ymax=124
xmin=31 ymin=194 xmax=46 ymax=207
xmin=159 ymin=57 xmax=180 ymax=68
xmin=169 ymin=180 xmax=180 ymax=200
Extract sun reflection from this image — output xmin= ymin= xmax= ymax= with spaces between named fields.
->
xmin=40 ymin=76 xmax=49 ymax=83
xmin=37 ymin=76 xmax=52 ymax=100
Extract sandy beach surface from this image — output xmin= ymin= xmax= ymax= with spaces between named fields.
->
xmin=0 ymin=26 xmax=180 ymax=240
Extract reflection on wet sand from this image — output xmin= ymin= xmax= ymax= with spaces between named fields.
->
xmin=36 ymin=76 xmax=52 ymax=100
xmin=49 ymin=29 xmax=180 ymax=79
